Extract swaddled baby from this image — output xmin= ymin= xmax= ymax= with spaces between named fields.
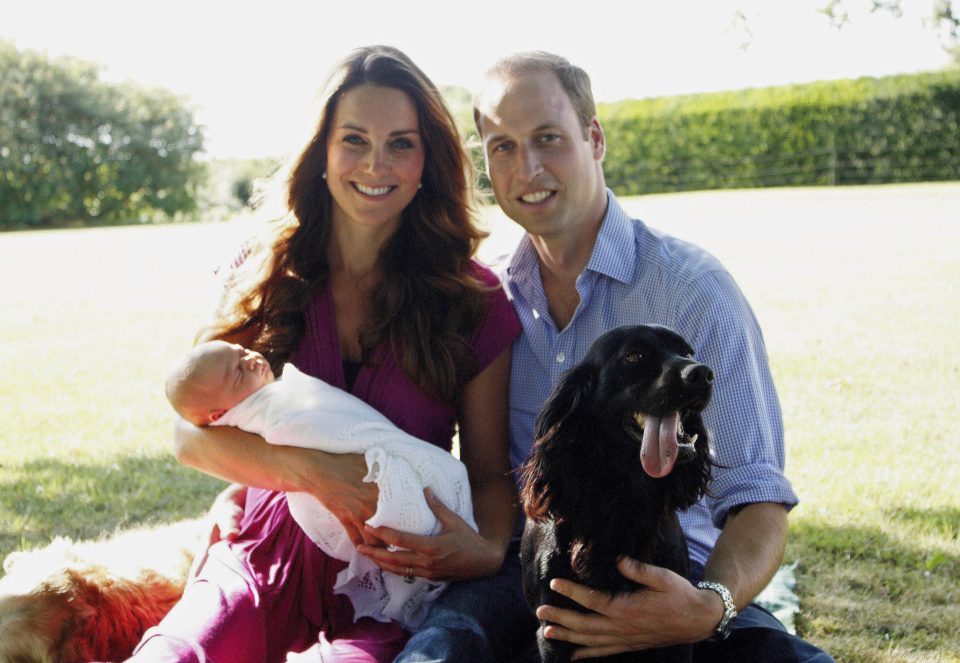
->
xmin=164 ymin=340 xmax=476 ymax=629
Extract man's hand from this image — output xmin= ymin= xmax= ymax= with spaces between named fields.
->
xmin=357 ymin=488 xmax=502 ymax=582
xmin=535 ymin=558 xmax=722 ymax=660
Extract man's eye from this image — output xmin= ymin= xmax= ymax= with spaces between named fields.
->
xmin=491 ymin=142 xmax=512 ymax=154
xmin=624 ymin=353 xmax=642 ymax=364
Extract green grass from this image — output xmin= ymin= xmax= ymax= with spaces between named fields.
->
xmin=2 ymin=183 xmax=959 ymax=661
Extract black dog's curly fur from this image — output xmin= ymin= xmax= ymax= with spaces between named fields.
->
xmin=520 ymin=324 xmax=715 ymax=662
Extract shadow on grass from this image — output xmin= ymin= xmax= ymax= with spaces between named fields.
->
xmin=791 ymin=514 xmax=959 ymax=574
xmin=0 ymin=454 xmax=223 ymax=559
xmin=885 ymin=505 xmax=960 ymax=542
xmin=788 ymin=517 xmax=959 ymax=662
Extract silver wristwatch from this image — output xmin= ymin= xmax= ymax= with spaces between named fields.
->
xmin=696 ymin=580 xmax=737 ymax=640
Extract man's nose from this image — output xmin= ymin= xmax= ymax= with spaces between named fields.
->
xmin=518 ymin=145 xmax=543 ymax=181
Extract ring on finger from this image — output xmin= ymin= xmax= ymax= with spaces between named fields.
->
xmin=403 ymin=566 xmax=415 ymax=584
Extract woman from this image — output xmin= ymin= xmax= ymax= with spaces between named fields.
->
xmin=131 ymin=45 xmax=521 ymax=662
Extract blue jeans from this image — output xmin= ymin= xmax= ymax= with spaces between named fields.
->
xmin=396 ymin=548 xmax=833 ymax=663
xmin=393 ymin=541 xmax=536 ymax=663
xmin=691 ymin=602 xmax=835 ymax=662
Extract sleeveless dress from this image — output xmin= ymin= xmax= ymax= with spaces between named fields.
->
xmin=129 ymin=263 xmax=521 ymax=663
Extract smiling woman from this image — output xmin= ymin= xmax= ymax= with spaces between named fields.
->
xmin=120 ymin=44 xmax=525 ymax=663
xmin=325 ymin=85 xmax=426 ymax=239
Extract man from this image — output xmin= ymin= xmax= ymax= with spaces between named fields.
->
xmin=470 ymin=51 xmax=833 ymax=661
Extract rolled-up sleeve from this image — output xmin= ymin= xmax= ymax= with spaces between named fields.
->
xmin=675 ymin=269 xmax=798 ymax=529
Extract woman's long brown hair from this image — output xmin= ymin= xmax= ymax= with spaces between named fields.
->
xmin=205 ymin=45 xmax=489 ymax=405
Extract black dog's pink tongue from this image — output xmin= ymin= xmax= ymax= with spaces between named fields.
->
xmin=640 ymin=413 xmax=679 ymax=478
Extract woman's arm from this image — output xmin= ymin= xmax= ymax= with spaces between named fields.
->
xmin=173 ymin=418 xmax=379 ymax=546
xmin=358 ymin=347 xmax=519 ymax=580
xmin=456 ymin=346 xmax=520 ymax=561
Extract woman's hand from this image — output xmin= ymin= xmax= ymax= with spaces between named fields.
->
xmin=357 ymin=488 xmax=502 ymax=582
xmin=206 ymin=482 xmax=248 ymax=543
xmin=189 ymin=483 xmax=247 ymax=578
xmin=174 ymin=415 xmax=380 ymax=548
xmin=300 ymin=450 xmax=381 ymax=547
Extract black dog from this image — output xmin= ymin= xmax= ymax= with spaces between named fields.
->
xmin=520 ymin=324 xmax=715 ymax=663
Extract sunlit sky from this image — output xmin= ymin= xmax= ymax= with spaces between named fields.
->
xmin=4 ymin=0 xmax=956 ymax=159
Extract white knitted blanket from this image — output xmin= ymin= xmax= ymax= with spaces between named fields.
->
xmin=212 ymin=364 xmax=476 ymax=629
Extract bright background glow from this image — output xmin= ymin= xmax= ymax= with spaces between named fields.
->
xmin=3 ymin=0 xmax=955 ymax=159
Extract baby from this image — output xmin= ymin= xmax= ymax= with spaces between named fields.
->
xmin=165 ymin=340 xmax=276 ymax=426
xmin=164 ymin=340 xmax=477 ymax=629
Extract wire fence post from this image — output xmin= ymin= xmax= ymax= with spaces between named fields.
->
xmin=829 ymin=134 xmax=837 ymax=186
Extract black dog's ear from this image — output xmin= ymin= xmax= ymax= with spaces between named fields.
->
xmin=522 ymin=365 xmax=596 ymax=521
xmin=534 ymin=364 xmax=594 ymax=440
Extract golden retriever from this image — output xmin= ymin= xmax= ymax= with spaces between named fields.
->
xmin=0 ymin=518 xmax=204 ymax=663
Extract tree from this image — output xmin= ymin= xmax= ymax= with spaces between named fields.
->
xmin=819 ymin=1 xmax=959 ymax=60
xmin=726 ymin=2 xmax=960 ymax=62
xmin=0 ymin=41 xmax=205 ymax=229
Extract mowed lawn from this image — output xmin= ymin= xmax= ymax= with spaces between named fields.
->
xmin=2 ymin=183 xmax=958 ymax=662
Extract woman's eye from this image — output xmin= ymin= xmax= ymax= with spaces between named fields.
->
xmin=391 ymin=138 xmax=414 ymax=150
xmin=343 ymin=134 xmax=365 ymax=146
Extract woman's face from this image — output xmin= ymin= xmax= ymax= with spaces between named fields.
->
xmin=325 ymin=84 xmax=425 ymax=238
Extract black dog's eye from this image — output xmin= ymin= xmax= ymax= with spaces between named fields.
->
xmin=624 ymin=353 xmax=642 ymax=364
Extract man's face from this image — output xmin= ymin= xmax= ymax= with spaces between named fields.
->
xmin=476 ymin=69 xmax=605 ymax=239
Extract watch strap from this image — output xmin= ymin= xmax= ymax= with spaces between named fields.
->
xmin=696 ymin=580 xmax=737 ymax=640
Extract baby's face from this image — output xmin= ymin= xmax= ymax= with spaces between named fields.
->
xmin=206 ymin=342 xmax=275 ymax=412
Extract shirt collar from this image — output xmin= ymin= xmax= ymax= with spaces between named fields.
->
xmin=584 ymin=189 xmax=636 ymax=284
xmin=506 ymin=188 xmax=636 ymax=294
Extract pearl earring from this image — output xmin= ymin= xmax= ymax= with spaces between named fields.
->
xmin=322 ymin=172 xmax=327 ymax=180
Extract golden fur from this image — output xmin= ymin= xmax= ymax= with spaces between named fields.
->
xmin=0 ymin=519 xmax=204 ymax=663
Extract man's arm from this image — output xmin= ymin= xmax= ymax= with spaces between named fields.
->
xmin=703 ymin=502 xmax=788 ymax=613
xmin=532 ymin=502 xmax=788 ymax=658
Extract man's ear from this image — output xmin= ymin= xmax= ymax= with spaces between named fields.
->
xmin=589 ymin=116 xmax=606 ymax=161
xmin=208 ymin=409 xmax=227 ymax=424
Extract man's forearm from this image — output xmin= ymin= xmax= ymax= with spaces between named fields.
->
xmin=702 ymin=502 xmax=789 ymax=610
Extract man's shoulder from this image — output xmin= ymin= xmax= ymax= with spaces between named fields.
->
xmin=628 ymin=218 xmax=728 ymax=288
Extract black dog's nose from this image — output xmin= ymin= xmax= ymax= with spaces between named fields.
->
xmin=682 ymin=363 xmax=714 ymax=387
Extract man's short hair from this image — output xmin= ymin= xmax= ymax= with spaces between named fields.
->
xmin=475 ymin=51 xmax=597 ymax=133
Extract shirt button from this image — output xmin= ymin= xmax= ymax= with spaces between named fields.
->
xmin=556 ymin=352 xmax=566 ymax=363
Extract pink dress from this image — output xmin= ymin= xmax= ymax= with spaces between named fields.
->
xmin=130 ymin=263 xmax=521 ymax=663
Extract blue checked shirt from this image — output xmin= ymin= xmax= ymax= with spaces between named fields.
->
xmin=502 ymin=190 xmax=798 ymax=568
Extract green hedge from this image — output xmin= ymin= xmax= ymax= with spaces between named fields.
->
xmin=599 ymin=69 xmax=960 ymax=195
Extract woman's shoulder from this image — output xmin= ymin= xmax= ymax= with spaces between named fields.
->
xmin=465 ymin=259 xmax=521 ymax=363
xmin=466 ymin=259 xmax=503 ymax=288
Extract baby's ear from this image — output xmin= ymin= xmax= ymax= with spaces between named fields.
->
xmin=208 ymin=409 xmax=227 ymax=424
